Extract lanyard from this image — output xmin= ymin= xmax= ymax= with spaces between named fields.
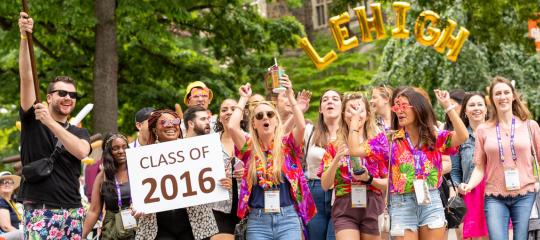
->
xmin=6 ymin=199 xmax=21 ymax=221
xmin=114 ymin=177 xmax=131 ymax=210
xmin=378 ymin=117 xmax=390 ymax=132
xmin=405 ymin=132 xmax=422 ymax=176
xmin=496 ymin=117 xmax=517 ymax=163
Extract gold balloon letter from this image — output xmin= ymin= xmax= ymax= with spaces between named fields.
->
xmin=433 ymin=19 xmax=470 ymax=62
xmin=299 ymin=37 xmax=338 ymax=70
xmin=392 ymin=2 xmax=411 ymax=39
xmin=414 ymin=10 xmax=441 ymax=46
xmin=329 ymin=12 xmax=359 ymax=52
xmin=353 ymin=3 xmax=386 ymax=42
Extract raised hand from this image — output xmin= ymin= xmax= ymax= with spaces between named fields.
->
xmin=434 ymin=89 xmax=451 ymax=109
xmin=239 ymin=83 xmax=252 ymax=99
xmin=18 ymin=12 xmax=34 ymax=34
xmin=297 ymin=89 xmax=312 ymax=113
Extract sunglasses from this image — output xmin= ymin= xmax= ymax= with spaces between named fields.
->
xmin=0 ymin=180 xmax=14 ymax=186
xmin=50 ymin=90 xmax=78 ymax=99
xmin=160 ymin=118 xmax=181 ymax=127
xmin=391 ymin=103 xmax=413 ymax=113
xmin=254 ymin=111 xmax=276 ymax=120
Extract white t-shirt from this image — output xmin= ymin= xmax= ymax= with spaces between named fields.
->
xmin=303 ymin=124 xmax=327 ymax=180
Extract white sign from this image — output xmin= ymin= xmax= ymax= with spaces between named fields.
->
xmin=126 ymin=133 xmax=229 ymax=213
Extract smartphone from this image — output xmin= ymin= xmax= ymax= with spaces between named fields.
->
xmin=353 ymin=168 xmax=366 ymax=176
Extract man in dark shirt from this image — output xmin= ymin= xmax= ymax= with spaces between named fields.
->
xmin=18 ymin=12 xmax=91 ymax=239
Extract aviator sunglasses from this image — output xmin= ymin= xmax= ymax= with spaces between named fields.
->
xmin=254 ymin=111 xmax=276 ymax=120
xmin=50 ymin=90 xmax=78 ymax=99
xmin=160 ymin=118 xmax=181 ymax=127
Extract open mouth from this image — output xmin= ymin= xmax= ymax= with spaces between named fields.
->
xmin=263 ymin=123 xmax=270 ymax=128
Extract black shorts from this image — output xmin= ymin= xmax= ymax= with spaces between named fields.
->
xmin=212 ymin=209 xmax=240 ymax=234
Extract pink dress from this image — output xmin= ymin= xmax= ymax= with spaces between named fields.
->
xmin=462 ymin=178 xmax=488 ymax=238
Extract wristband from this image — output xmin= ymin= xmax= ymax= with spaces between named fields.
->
xmin=20 ymin=34 xmax=27 ymax=40
xmin=361 ymin=174 xmax=373 ymax=185
xmin=444 ymin=104 xmax=456 ymax=113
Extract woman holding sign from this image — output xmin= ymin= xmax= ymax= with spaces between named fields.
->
xmin=135 ymin=109 xmax=219 ymax=240
xmin=227 ymin=77 xmax=316 ymax=240
xmin=319 ymin=92 xmax=387 ymax=240
xmin=348 ymin=87 xmax=468 ymax=240
xmin=459 ymin=77 xmax=540 ymax=240
xmin=83 ymin=133 xmax=136 ymax=239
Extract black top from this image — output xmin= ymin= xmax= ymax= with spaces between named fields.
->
xmin=0 ymin=198 xmax=19 ymax=229
xmin=101 ymin=181 xmax=131 ymax=213
xmin=18 ymin=106 xmax=91 ymax=208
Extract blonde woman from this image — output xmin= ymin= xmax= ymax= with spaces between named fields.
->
xmin=227 ymin=77 xmax=316 ymax=240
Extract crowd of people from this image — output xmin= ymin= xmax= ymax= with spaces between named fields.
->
xmin=8 ymin=11 xmax=540 ymax=240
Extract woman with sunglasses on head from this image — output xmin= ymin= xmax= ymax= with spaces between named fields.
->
xmin=348 ymin=87 xmax=468 ymax=240
xmin=319 ymin=92 xmax=387 ymax=240
xmin=303 ymin=89 xmax=342 ymax=240
xmin=370 ymin=85 xmax=393 ymax=133
xmin=460 ymin=76 xmax=540 ymax=240
xmin=448 ymin=92 xmax=488 ymax=240
xmin=135 ymin=109 xmax=218 ymax=240
xmin=0 ymin=171 xmax=22 ymax=239
xmin=83 ymin=133 xmax=135 ymax=240
xmin=210 ymin=99 xmax=244 ymax=240
xmin=227 ymin=76 xmax=316 ymax=240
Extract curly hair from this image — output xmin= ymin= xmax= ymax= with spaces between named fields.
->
xmin=147 ymin=109 xmax=182 ymax=144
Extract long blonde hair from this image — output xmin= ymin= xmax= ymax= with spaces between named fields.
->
xmin=338 ymin=92 xmax=378 ymax=146
xmin=247 ymin=102 xmax=284 ymax=186
xmin=488 ymin=76 xmax=531 ymax=122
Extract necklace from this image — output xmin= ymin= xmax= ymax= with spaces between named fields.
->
xmin=255 ymin=141 xmax=277 ymax=189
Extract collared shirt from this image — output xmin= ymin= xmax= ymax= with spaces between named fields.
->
xmin=235 ymin=133 xmax=317 ymax=226
xmin=128 ymin=137 xmax=141 ymax=148
xmin=317 ymin=143 xmax=388 ymax=196
xmin=365 ymin=129 xmax=458 ymax=194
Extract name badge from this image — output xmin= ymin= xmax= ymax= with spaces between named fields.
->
xmin=413 ymin=179 xmax=431 ymax=205
xmin=504 ymin=168 xmax=520 ymax=191
xmin=264 ymin=190 xmax=280 ymax=213
xmin=120 ymin=209 xmax=137 ymax=229
xmin=351 ymin=184 xmax=367 ymax=208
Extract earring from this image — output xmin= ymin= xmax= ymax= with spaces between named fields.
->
xmin=155 ymin=134 xmax=160 ymax=143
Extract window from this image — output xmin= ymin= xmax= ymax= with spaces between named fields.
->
xmin=313 ymin=0 xmax=331 ymax=29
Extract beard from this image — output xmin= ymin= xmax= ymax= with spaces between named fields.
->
xmin=51 ymin=101 xmax=73 ymax=117
xmin=194 ymin=124 xmax=210 ymax=135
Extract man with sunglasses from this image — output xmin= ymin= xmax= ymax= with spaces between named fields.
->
xmin=18 ymin=13 xmax=91 ymax=239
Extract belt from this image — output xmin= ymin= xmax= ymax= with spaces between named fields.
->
xmin=23 ymin=202 xmax=66 ymax=210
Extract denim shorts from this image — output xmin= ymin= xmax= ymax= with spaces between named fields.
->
xmin=389 ymin=189 xmax=446 ymax=236
xmin=246 ymin=205 xmax=302 ymax=240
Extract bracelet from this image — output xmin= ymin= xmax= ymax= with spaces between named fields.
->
xmin=20 ymin=34 xmax=27 ymax=40
xmin=444 ymin=104 xmax=456 ymax=113
xmin=352 ymin=129 xmax=360 ymax=133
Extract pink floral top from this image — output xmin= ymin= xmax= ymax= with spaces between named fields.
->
xmin=365 ymin=129 xmax=458 ymax=194
xmin=317 ymin=143 xmax=388 ymax=196
xmin=235 ymin=133 xmax=317 ymax=226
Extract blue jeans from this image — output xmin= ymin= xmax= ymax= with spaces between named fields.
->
xmin=247 ymin=205 xmax=302 ymax=240
xmin=307 ymin=180 xmax=336 ymax=240
xmin=484 ymin=191 xmax=536 ymax=240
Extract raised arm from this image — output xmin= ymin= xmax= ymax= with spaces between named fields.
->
xmin=435 ymin=89 xmax=468 ymax=147
xmin=347 ymin=107 xmax=369 ymax=157
xmin=227 ymin=83 xmax=251 ymax=149
xmin=280 ymin=75 xmax=305 ymax=145
xmin=18 ymin=12 xmax=36 ymax=111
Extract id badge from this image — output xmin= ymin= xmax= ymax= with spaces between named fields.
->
xmin=120 ymin=209 xmax=137 ymax=229
xmin=351 ymin=184 xmax=367 ymax=208
xmin=504 ymin=168 xmax=520 ymax=191
xmin=264 ymin=190 xmax=280 ymax=213
xmin=413 ymin=179 xmax=431 ymax=205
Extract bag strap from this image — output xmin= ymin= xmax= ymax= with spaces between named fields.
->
xmin=302 ymin=125 xmax=315 ymax=171
xmin=527 ymin=120 xmax=539 ymax=182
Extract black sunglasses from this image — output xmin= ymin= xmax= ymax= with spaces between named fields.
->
xmin=50 ymin=90 xmax=78 ymax=99
xmin=254 ymin=111 xmax=276 ymax=120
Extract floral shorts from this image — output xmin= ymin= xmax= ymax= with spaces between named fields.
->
xmin=24 ymin=207 xmax=85 ymax=240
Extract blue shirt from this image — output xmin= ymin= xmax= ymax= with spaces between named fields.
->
xmin=451 ymin=127 xmax=476 ymax=184
xmin=248 ymin=175 xmax=294 ymax=208
xmin=0 ymin=198 xmax=19 ymax=230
